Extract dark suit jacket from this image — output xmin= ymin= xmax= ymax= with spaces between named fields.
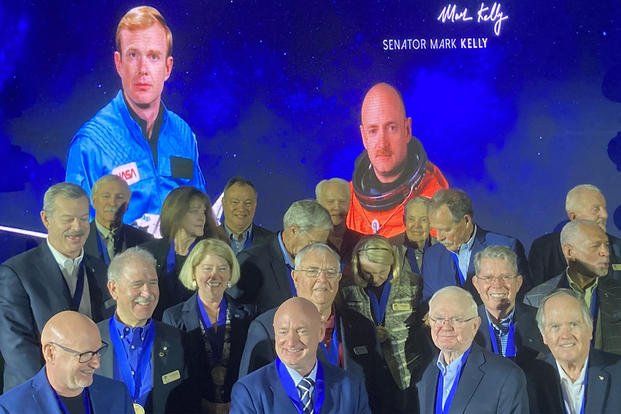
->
xmin=524 ymin=272 xmax=621 ymax=355
xmin=161 ymin=292 xmax=254 ymax=402
xmin=421 ymin=226 xmax=531 ymax=303
xmin=84 ymin=221 xmax=153 ymax=264
xmin=526 ymin=350 xmax=621 ymax=414
xmin=230 ymin=360 xmax=371 ymax=414
xmin=0 ymin=368 xmax=133 ymax=414
xmin=97 ymin=319 xmax=200 ymax=414
xmin=219 ymin=222 xmax=274 ymax=252
xmin=474 ymin=303 xmax=546 ymax=367
xmin=528 ymin=231 xmax=621 ymax=285
xmin=236 ymin=234 xmax=293 ymax=314
xmin=417 ymin=343 xmax=528 ymax=414
xmin=238 ymin=303 xmax=388 ymax=413
xmin=0 ymin=243 xmax=112 ymax=391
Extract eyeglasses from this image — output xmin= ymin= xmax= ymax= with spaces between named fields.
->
xmin=475 ymin=274 xmax=518 ymax=283
xmin=296 ymin=268 xmax=341 ymax=279
xmin=428 ymin=316 xmax=477 ymax=327
xmin=49 ymin=341 xmax=109 ymax=363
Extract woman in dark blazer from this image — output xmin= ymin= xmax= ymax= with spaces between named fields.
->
xmin=163 ymin=238 xmax=253 ymax=414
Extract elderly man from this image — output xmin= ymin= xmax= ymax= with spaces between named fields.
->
xmin=421 ymin=188 xmax=531 ymax=302
xmin=0 ymin=182 xmax=112 ymax=391
xmin=417 ymin=286 xmax=528 ymax=413
xmin=347 ymin=82 xmax=448 ymax=238
xmin=239 ymin=243 xmax=387 ymax=412
xmin=220 ymin=177 xmax=274 ymax=254
xmin=236 ymin=199 xmax=333 ymax=314
xmin=472 ymin=246 xmax=546 ymax=366
xmin=315 ymin=178 xmax=362 ymax=267
xmin=525 ymin=220 xmax=621 ymax=355
xmin=85 ymin=175 xmax=153 ymax=265
xmin=403 ymin=196 xmax=434 ymax=274
xmin=529 ymin=184 xmax=621 ymax=284
xmin=66 ymin=6 xmax=206 ymax=232
xmin=526 ymin=290 xmax=621 ymax=413
xmin=97 ymin=247 xmax=198 ymax=414
xmin=231 ymin=297 xmax=372 ymax=414
xmin=0 ymin=311 xmax=133 ymax=413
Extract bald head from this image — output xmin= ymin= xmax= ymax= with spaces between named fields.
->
xmin=361 ymin=83 xmax=406 ymax=122
xmin=565 ymin=184 xmax=607 ymax=231
xmin=41 ymin=311 xmax=100 ymax=347
xmin=315 ymin=178 xmax=350 ymax=226
xmin=560 ymin=220 xmax=610 ymax=278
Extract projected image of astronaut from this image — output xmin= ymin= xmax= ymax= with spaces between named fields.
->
xmin=347 ymin=83 xmax=448 ymax=238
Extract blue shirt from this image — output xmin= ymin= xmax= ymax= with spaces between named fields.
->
xmin=285 ymin=361 xmax=318 ymax=400
xmin=456 ymin=225 xmax=477 ymax=281
xmin=436 ymin=350 xmax=467 ymax=409
xmin=485 ymin=309 xmax=515 ymax=356
xmin=224 ymin=223 xmax=252 ymax=255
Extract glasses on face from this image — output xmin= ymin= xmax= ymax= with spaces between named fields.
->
xmin=49 ymin=341 xmax=109 ymax=363
xmin=297 ymin=267 xmax=341 ymax=279
xmin=475 ymin=274 xmax=518 ymax=283
xmin=428 ymin=315 xmax=477 ymax=328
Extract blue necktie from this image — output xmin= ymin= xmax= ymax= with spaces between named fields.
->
xmin=297 ymin=377 xmax=315 ymax=414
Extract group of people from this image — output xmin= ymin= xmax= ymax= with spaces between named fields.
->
xmin=1 ymin=3 xmax=621 ymax=414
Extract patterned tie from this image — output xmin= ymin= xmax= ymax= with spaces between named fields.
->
xmin=297 ymin=377 xmax=315 ymax=414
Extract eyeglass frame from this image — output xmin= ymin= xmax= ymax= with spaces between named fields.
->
xmin=295 ymin=267 xmax=342 ymax=279
xmin=48 ymin=341 xmax=109 ymax=363
xmin=427 ymin=315 xmax=478 ymax=328
xmin=474 ymin=274 xmax=520 ymax=283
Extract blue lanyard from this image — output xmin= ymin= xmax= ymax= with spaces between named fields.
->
xmin=275 ymin=358 xmax=325 ymax=414
xmin=488 ymin=320 xmax=516 ymax=357
xmin=197 ymin=295 xmax=228 ymax=360
xmin=166 ymin=239 xmax=197 ymax=274
xmin=95 ymin=231 xmax=112 ymax=265
xmin=108 ymin=318 xmax=155 ymax=401
xmin=55 ymin=388 xmax=92 ymax=414
xmin=71 ymin=264 xmax=85 ymax=312
xmin=450 ymin=253 xmax=466 ymax=285
xmin=435 ymin=348 xmax=471 ymax=414
xmin=406 ymin=247 xmax=420 ymax=274
xmin=319 ymin=324 xmax=340 ymax=367
xmin=366 ymin=273 xmax=393 ymax=326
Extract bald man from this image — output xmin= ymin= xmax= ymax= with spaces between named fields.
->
xmin=347 ymin=82 xmax=448 ymax=238
xmin=231 ymin=297 xmax=371 ymax=414
xmin=0 ymin=311 xmax=133 ymax=413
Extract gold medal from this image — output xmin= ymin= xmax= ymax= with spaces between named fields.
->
xmin=211 ymin=365 xmax=227 ymax=386
xmin=133 ymin=403 xmax=145 ymax=414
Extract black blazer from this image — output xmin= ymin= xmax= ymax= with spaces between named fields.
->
xmin=526 ymin=350 xmax=621 ymax=414
xmin=0 ymin=243 xmax=112 ymax=391
xmin=97 ymin=319 xmax=200 ymax=414
xmin=161 ymin=292 xmax=254 ymax=402
xmin=84 ymin=221 xmax=153 ymax=263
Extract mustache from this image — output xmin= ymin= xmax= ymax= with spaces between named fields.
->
xmin=64 ymin=231 xmax=85 ymax=237
xmin=134 ymin=295 xmax=156 ymax=305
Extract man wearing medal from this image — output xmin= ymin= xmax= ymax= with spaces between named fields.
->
xmin=472 ymin=246 xmax=546 ymax=368
xmin=0 ymin=311 xmax=133 ymax=413
xmin=231 ymin=297 xmax=372 ymax=413
xmin=526 ymin=289 xmax=621 ymax=413
xmin=417 ymin=286 xmax=528 ymax=413
xmin=97 ymin=247 xmax=199 ymax=414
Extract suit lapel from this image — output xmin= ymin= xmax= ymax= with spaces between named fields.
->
xmin=270 ymin=237 xmax=292 ymax=295
xmin=181 ymin=293 xmax=201 ymax=331
xmin=467 ymin=228 xmax=486 ymax=276
xmin=449 ymin=347 xmax=485 ymax=414
xmin=99 ymin=320 xmax=114 ymax=378
xmin=31 ymin=369 xmax=62 ymax=414
xmin=38 ymin=244 xmax=73 ymax=306
xmin=586 ymin=354 xmax=610 ymax=413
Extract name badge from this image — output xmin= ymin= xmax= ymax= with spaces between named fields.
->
xmin=612 ymin=264 xmax=621 ymax=271
xmin=392 ymin=302 xmax=412 ymax=312
xmin=162 ymin=370 xmax=181 ymax=385
xmin=353 ymin=346 xmax=368 ymax=355
xmin=112 ymin=162 xmax=141 ymax=185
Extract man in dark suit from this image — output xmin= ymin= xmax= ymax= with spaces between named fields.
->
xmin=402 ymin=196 xmax=434 ymax=274
xmin=220 ymin=177 xmax=274 ymax=254
xmin=231 ymin=297 xmax=371 ymax=413
xmin=472 ymin=246 xmax=546 ymax=367
xmin=525 ymin=220 xmax=621 ymax=355
xmin=235 ymin=199 xmax=333 ymax=314
xmin=0 ymin=182 xmax=113 ymax=392
xmin=97 ymin=247 xmax=199 ymax=414
xmin=526 ymin=289 xmax=621 ymax=413
xmin=84 ymin=175 xmax=152 ymax=265
xmin=417 ymin=286 xmax=528 ymax=414
xmin=0 ymin=311 xmax=133 ymax=413
xmin=421 ymin=188 xmax=531 ymax=303
xmin=529 ymin=184 xmax=621 ymax=284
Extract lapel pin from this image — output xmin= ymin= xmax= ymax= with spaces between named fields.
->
xmin=599 ymin=375 xmax=604 ymax=381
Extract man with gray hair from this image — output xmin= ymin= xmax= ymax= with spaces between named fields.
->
xmin=84 ymin=175 xmax=152 ymax=265
xmin=97 ymin=247 xmax=199 ymax=414
xmin=526 ymin=289 xmax=621 ymax=413
xmin=417 ymin=286 xmax=528 ymax=413
xmin=472 ymin=246 xmax=546 ymax=367
xmin=529 ymin=184 xmax=621 ymax=284
xmin=403 ymin=196 xmax=434 ymax=274
xmin=236 ymin=199 xmax=333 ymax=314
xmin=525 ymin=220 xmax=621 ymax=355
xmin=0 ymin=182 xmax=112 ymax=391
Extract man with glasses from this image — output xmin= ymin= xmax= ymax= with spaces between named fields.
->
xmin=0 ymin=311 xmax=133 ymax=413
xmin=239 ymin=243 xmax=389 ymax=412
xmin=472 ymin=246 xmax=546 ymax=367
xmin=235 ymin=199 xmax=333 ymax=314
xmin=417 ymin=286 xmax=528 ymax=414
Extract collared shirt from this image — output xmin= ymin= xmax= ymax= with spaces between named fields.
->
xmin=286 ymin=360 xmax=318 ymax=401
xmin=556 ymin=356 xmax=588 ymax=414
xmin=436 ymin=351 xmax=467 ymax=408
xmin=123 ymin=93 xmax=164 ymax=165
xmin=223 ymin=223 xmax=252 ymax=255
xmin=47 ymin=240 xmax=92 ymax=317
xmin=456 ymin=225 xmax=477 ymax=280
xmin=566 ymin=272 xmax=602 ymax=347
xmin=277 ymin=232 xmax=295 ymax=270
xmin=95 ymin=220 xmax=116 ymax=259
xmin=485 ymin=308 xmax=515 ymax=356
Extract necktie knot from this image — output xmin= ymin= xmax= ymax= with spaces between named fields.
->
xmin=297 ymin=377 xmax=315 ymax=414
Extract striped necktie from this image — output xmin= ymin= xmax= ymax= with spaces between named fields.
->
xmin=297 ymin=377 xmax=315 ymax=414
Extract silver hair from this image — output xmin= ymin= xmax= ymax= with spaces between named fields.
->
xmin=565 ymin=184 xmax=604 ymax=215
xmin=428 ymin=286 xmax=478 ymax=317
xmin=559 ymin=219 xmax=601 ymax=246
xmin=42 ymin=183 xmax=89 ymax=215
xmin=315 ymin=178 xmax=350 ymax=200
xmin=536 ymin=288 xmax=593 ymax=333
xmin=294 ymin=243 xmax=341 ymax=269
xmin=282 ymin=199 xmax=332 ymax=232
xmin=91 ymin=175 xmax=130 ymax=200
xmin=474 ymin=245 xmax=518 ymax=275
xmin=107 ymin=247 xmax=157 ymax=282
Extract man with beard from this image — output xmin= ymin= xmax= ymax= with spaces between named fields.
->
xmin=0 ymin=183 xmax=112 ymax=392
xmin=347 ymin=83 xmax=448 ymax=239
